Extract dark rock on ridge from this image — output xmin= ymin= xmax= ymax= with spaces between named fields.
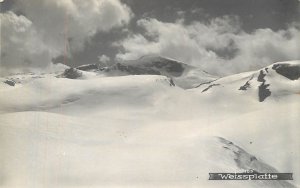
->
xmin=272 ymin=63 xmax=300 ymax=80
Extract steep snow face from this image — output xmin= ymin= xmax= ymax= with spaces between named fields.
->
xmin=0 ymin=60 xmax=299 ymax=188
xmin=195 ymin=60 xmax=300 ymax=102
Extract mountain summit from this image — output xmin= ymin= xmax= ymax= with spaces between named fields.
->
xmin=76 ymin=55 xmax=217 ymax=89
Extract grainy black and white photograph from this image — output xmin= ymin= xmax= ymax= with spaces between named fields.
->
xmin=0 ymin=0 xmax=300 ymax=187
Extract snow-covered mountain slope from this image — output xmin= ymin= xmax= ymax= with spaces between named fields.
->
xmin=0 ymin=63 xmax=69 ymax=87
xmin=76 ymin=55 xmax=217 ymax=89
xmin=195 ymin=60 xmax=300 ymax=102
xmin=0 ymin=111 xmax=296 ymax=188
xmin=0 ymin=60 xmax=299 ymax=188
xmin=0 ymin=75 xmax=176 ymax=113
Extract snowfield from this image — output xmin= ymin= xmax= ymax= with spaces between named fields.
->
xmin=0 ymin=59 xmax=299 ymax=188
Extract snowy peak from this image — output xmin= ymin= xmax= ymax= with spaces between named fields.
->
xmin=76 ymin=64 xmax=99 ymax=71
xmin=71 ymin=55 xmax=217 ymax=89
xmin=93 ymin=55 xmax=217 ymax=89
xmin=196 ymin=60 xmax=300 ymax=102
xmin=121 ymin=55 xmax=190 ymax=77
xmin=104 ymin=55 xmax=189 ymax=77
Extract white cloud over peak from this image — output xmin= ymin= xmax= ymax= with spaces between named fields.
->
xmin=116 ymin=16 xmax=300 ymax=75
xmin=98 ymin=54 xmax=111 ymax=63
xmin=1 ymin=0 xmax=133 ymax=71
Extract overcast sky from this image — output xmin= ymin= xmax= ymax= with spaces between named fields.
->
xmin=1 ymin=0 xmax=300 ymax=75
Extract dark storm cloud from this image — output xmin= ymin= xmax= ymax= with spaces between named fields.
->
xmin=122 ymin=0 xmax=300 ymax=31
xmin=53 ymin=27 xmax=129 ymax=67
xmin=0 ymin=0 xmax=15 ymax=12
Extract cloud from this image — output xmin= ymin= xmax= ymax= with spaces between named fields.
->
xmin=98 ymin=55 xmax=111 ymax=63
xmin=0 ymin=0 xmax=133 ymax=72
xmin=116 ymin=16 xmax=300 ymax=75
xmin=14 ymin=0 xmax=133 ymax=49
xmin=0 ymin=12 xmax=52 ymax=70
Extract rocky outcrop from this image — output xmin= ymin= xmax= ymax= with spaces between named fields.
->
xmin=4 ymin=79 xmax=16 ymax=86
xmin=257 ymin=70 xmax=271 ymax=102
xmin=76 ymin=64 xmax=99 ymax=71
xmin=58 ymin=68 xmax=82 ymax=79
xmin=272 ymin=63 xmax=300 ymax=80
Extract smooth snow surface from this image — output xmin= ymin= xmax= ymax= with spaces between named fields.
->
xmin=0 ymin=60 xmax=299 ymax=188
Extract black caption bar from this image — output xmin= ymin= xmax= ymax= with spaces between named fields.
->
xmin=209 ymin=172 xmax=293 ymax=180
